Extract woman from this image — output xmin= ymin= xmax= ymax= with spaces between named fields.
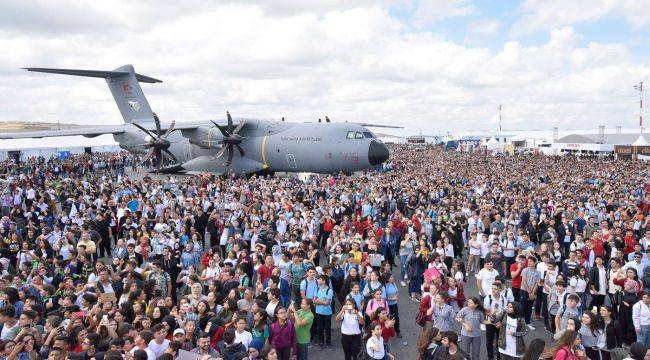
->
xmin=544 ymin=330 xmax=586 ymax=360
xmin=399 ymin=235 xmax=415 ymax=286
xmin=365 ymin=289 xmax=388 ymax=322
xmin=251 ymin=309 xmax=270 ymax=344
xmin=521 ymin=338 xmax=545 ymax=360
xmin=365 ymin=323 xmax=393 ymax=360
xmin=497 ymin=301 xmax=527 ymax=360
xmin=569 ymin=267 xmax=589 ymax=311
xmin=440 ymin=331 xmax=468 ymax=360
xmin=579 ymin=312 xmax=605 ymax=360
xmin=440 ymin=276 xmax=465 ymax=312
xmin=455 ymin=297 xmax=485 ymax=360
xmin=384 ymin=273 xmax=401 ymax=337
xmin=336 ymin=298 xmax=364 ymax=360
xmin=618 ymin=269 xmax=641 ymax=346
xmin=416 ymin=327 xmax=444 ymax=360
xmin=599 ymin=305 xmax=622 ymax=360
xmin=430 ymin=292 xmax=455 ymax=332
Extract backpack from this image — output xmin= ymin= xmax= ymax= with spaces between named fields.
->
xmin=362 ymin=282 xmax=384 ymax=314
xmin=549 ymin=292 xmax=569 ymax=316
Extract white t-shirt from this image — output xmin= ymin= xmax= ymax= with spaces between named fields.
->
xmin=148 ymin=339 xmax=170 ymax=358
xmin=476 ymin=268 xmax=499 ymax=295
xmin=0 ymin=322 xmax=19 ymax=340
xmin=130 ymin=347 xmax=156 ymax=360
xmin=234 ymin=330 xmax=252 ymax=349
xmin=366 ymin=336 xmax=385 ymax=359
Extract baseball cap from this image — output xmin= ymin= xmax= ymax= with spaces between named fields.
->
xmin=173 ymin=329 xmax=185 ymax=336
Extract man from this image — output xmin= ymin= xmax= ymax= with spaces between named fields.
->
xmin=313 ymin=274 xmax=334 ymax=349
xmin=562 ymin=250 xmax=580 ymax=277
xmin=476 ymin=260 xmax=499 ymax=299
xmin=147 ymin=261 xmax=172 ymax=298
xmin=217 ymin=329 xmax=247 ymax=359
xmin=130 ymin=331 xmax=156 ymax=360
xmin=483 ymin=282 xmax=507 ymax=360
xmin=509 ymin=255 xmax=526 ymax=301
xmin=148 ymin=324 xmax=170 ymax=357
xmin=588 ymin=256 xmax=608 ymax=309
xmin=555 ymin=293 xmax=582 ymax=331
xmin=485 ymin=242 xmax=506 ymax=278
xmin=633 ymin=291 xmax=650 ymax=347
xmin=623 ymin=252 xmax=647 ymax=277
xmin=521 ymin=256 xmax=541 ymax=330
xmin=0 ymin=305 xmax=19 ymax=340
xmin=191 ymin=332 xmax=219 ymax=357
xmin=95 ymin=268 xmax=123 ymax=299
xmin=299 ymin=267 xmax=319 ymax=300
xmin=68 ymin=333 xmax=101 ymax=360
xmin=258 ymin=254 xmax=276 ymax=286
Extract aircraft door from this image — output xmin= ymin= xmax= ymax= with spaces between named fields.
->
xmin=286 ymin=154 xmax=297 ymax=169
xmin=184 ymin=144 xmax=193 ymax=161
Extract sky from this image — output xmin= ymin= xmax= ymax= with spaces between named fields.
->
xmin=1 ymin=0 xmax=649 ymax=135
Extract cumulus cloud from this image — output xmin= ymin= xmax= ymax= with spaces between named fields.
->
xmin=468 ymin=19 xmax=501 ymax=35
xmin=412 ymin=0 xmax=479 ymax=28
xmin=0 ymin=1 xmax=648 ymax=134
xmin=512 ymin=0 xmax=650 ymax=36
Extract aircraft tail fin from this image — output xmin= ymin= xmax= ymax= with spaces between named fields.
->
xmin=24 ymin=64 xmax=161 ymax=124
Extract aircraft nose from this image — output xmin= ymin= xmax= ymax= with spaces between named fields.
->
xmin=368 ymin=140 xmax=389 ymax=165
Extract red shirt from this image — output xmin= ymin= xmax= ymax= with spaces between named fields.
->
xmin=624 ymin=235 xmax=638 ymax=255
xmin=257 ymin=264 xmax=275 ymax=285
xmin=323 ymin=219 xmax=335 ymax=232
xmin=510 ymin=263 xmax=522 ymax=289
xmin=373 ymin=319 xmax=396 ymax=343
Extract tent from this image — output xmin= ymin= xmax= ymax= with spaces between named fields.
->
xmin=484 ymin=137 xmax=504 ymax=152
xmin=632 ymin=134 xmax=650 ymax=146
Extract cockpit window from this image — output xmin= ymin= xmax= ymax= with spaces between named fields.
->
xmin=355 ymin=132 xmax=364 ymax=139
xmin=363 ymin=131 xmax=374 ymax=138
xmin=346 ymin=131 xmax=355 ymax=139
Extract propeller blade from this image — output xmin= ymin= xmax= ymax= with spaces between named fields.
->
xmin=132 ymin=123 xmax=157 ymax=140
xmin=213 ymin=145 xmax=228 ymax=160
xmin=211 ymin=121 xmax=231 ymax=138
xmin=139 ymin=149 xmax=155 ymax=166
xmin=153 ymin=112 xmax=162 ymax=137
xmin=226 ymin=111 xmax=234 ymax=134
xmin=162 ymin=148 xmax=178 ymax=163
xmin=155 ymin=149 xmax=163 ymax=171
xmin=235 ymin=144 xmax=245 ymax=157
xmin=162 ymin=120 xmax=176 ymax=138
xmin=233 ymin=119 xmax=245 ymax=134
xmin=226 ymin=146 xmax=233 ymax=165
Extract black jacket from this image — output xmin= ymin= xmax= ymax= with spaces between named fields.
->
xmin=604 ymin=318 xmax=623 ymax=350
xmin=589 ymin=265 xmax=607 ymax=293
xmin=218 ymin=341 xmax=247 ymax=360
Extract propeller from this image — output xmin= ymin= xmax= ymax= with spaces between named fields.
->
xmin=134 ymin=112 xmax=178 ymax=172
xmin=211 ymin=111 xmax=246 ymax=166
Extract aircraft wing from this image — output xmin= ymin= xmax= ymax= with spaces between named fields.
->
xmin=355 ymin=123 xmax=403 ymax=129
xmin=0 ymin=125 xmax=127 ymax=139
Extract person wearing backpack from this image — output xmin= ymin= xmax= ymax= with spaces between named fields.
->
xmin=555 ymin=293 xmax=583 ymax=332
xmin=362 ymin=271 xmax=385 ymax=327
xmin=313 ymin=274 xmax=334 ymax=350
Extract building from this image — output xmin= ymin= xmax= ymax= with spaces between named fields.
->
xmin=0 ymin=134 xmax=120 ymax=161
xmin=553 ymin=132 xmax=650 ymax=156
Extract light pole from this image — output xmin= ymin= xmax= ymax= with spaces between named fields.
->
xmin=634 ymin=81 xmax=644 ymax=132
xmin=498 ymin=105 xmax=502 ymax=132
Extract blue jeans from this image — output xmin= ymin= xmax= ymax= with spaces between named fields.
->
xmin=638 ymin=325 xmax=650 ymax=347
xmin=399 ymin=255 xmax=409 ymax=280
xmin=297 ymin=343 xmax=309 ymax=360
xmin=520 ymin=291 xmax=533 ymax=324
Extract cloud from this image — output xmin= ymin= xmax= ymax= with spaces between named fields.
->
xmin=412 ymin=0 xmax=479 ymax=27
xmin=468 ymin=19 xmax=500 ymax=35
xmin=512 ymin=0 xmax=650 ymax=36
xmin=0 ymin=1 xmax=649 ymax=134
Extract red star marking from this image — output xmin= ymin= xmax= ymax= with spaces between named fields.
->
xmin=122 ymin=84 xmax=129 ymax=92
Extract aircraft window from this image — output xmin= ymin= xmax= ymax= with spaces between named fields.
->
xmin=363 ymin=132 xmax=374 ymax=138
xmin=355 ymin=132 xmax=364 ymax=139
xmin=347 ymin=131 xmax=355 ymax=139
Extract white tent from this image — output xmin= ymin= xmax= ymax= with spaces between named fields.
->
xmin=632 ymin=134 xmax=650 ymax=146
xmin=484 ymin=137 xmax=504 ymax=151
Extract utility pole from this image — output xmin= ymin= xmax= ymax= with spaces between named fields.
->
xmin=498 ymin=105 xmax=502 ymax=132
xmin=634 ymin=81 xmax=644 ymax=132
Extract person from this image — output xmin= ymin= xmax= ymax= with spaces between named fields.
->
xmin=520 ymin=256 xmax=541 ymax=330
xmin=521 ymin=338 xmax=545 ymax=360
xmin=291 ymin=298 xmax=314 ymax=360
xmin=313 ymin=274 xmax=334 ymax=349
xmin=510 ymin=255 xmax=526 ymax=301
xmin=365 ymin=323 xmax=393 ymax=360
xmin=336 ymin=298 xmax=364 ymax=360
xmin=268 ymin=307 xmax=297 ymax=360
xmin=578 ymin=311 xmax=606 ymax=360
xmin=599 ymin=305 xmax=622 ymax=360
xmin=384 ymin=273 xmax=401 ymax=338
xmin=416 ymin=327 xmax=444 ymax=360
xmin=431 ymin=292 xmax=455 ymax=332
xmin=632 ymin=291 xmax=650 ymax=347
xmin=496 ymin=301 xmax=526 ymax=360
xmin=623 ymin=342 xmax=647 ymax=360
xmin=440 ymin=331 xmax=469 ymax=360
xmin=544 ymin=329 xmax=587 ymax=360
xmin=476 ymin=260 xmax=499 ymax=299
xmin=485 ymin=282 xmax=508 ymax=360
xmin=589 ymin=257 xmax=608 ymax=310
xmin=455 ymin=297 xmax=485 ymax=360
xmin=555 ymin=294 xmax=582 ymax=332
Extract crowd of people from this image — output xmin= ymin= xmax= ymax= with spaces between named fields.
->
xmin=0 ymin=146 xmax=647 ymax=360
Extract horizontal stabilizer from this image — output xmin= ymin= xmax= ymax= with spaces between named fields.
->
xmin=355 ymin=123 xmax=404 ymax=129
xmin=24 ymin=67 xmax=162 ymax=83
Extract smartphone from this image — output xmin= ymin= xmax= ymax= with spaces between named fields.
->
xmin=102 ymin=315 xmax=109 ymax=322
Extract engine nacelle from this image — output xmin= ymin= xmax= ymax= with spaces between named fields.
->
xmin=181 ymin=126 xmax=223 ymax=149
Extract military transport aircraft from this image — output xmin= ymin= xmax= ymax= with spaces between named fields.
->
xmin=0 ymin=65 xmax=396 ymax=176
